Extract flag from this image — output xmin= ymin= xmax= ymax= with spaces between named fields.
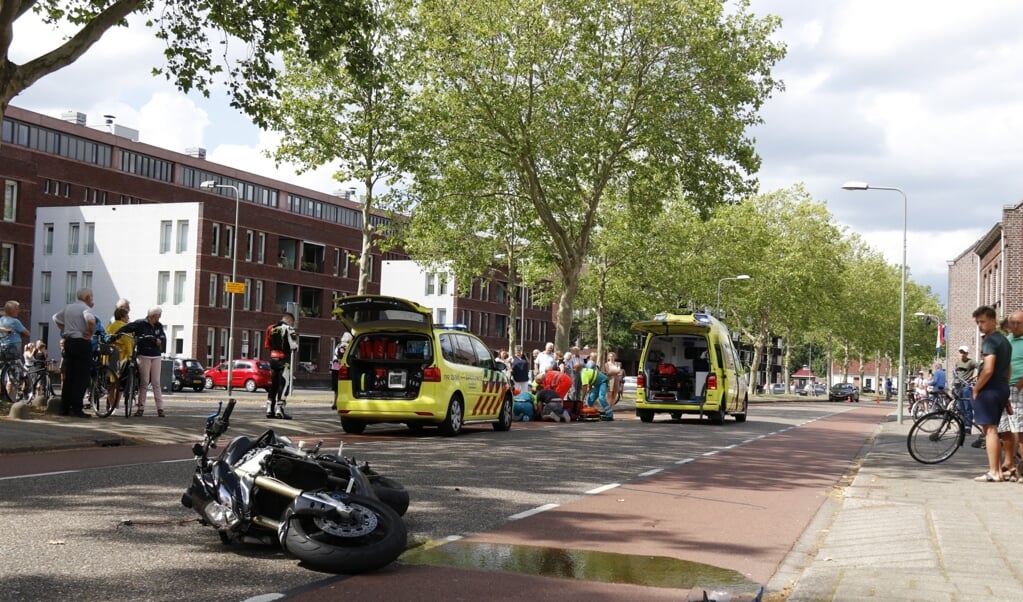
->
xmin=936 ymin=322 xmax=945 ymax=354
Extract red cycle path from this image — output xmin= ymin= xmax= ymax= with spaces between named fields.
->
xmin=288 ymin=405 xmax=887 ymax=600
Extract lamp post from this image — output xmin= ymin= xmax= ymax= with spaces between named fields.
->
xmin=842 ymin=181 xmax=908 ymax=423
xmin=200 ymin=180 xmax=241 ymax=399
xmin=716 ymin=274 xmax=751 ymax=315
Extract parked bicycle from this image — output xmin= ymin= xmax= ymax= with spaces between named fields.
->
xmin=0 ymin=353 xmax=26 ymax=404
xmin=89 ymin=333 xmax=150 ymax=418
xmin=21 ymin=359 xmax=55 ymax=406
xmin=907 ymin=375 xmax=976 ymax=464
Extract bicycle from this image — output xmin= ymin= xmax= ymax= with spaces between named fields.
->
xmin=907 ymin=375 xmax=975 ymax=464
xmin=20 ymin=360 xmax=55 ymax=406
xmin=88 ymin=342 xmax=122 ymax=417
xmin=96 ymin=332 xmax=151 ymax=418
xmin=0 ymin=353 xmax=26 ymax=404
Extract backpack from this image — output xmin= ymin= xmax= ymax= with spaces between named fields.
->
xmin=265 ymin=322 xmax=286 ymax=359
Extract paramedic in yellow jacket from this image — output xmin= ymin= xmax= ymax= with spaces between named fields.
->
xmin=580 ymin=360 xmax=614 ymax=421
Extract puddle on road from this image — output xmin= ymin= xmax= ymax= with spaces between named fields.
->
xmin=401 ymin=540 xmax=761 ymax=592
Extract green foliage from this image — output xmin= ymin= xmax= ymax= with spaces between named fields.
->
xmin=405 ymin=0 xmax=785 ymax=350
xmin=0 ymin=0 xmax=373 ymax=125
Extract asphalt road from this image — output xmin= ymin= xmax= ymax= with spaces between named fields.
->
xmin=0 ymin=400 xmax=865 ymax=601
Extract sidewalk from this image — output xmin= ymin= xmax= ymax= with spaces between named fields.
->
xmin=776 ymin=414 xmax=1023 ymax=601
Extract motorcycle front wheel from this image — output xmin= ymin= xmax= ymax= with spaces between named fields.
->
xmin=282 ymin=493 xmax=407 ymax=574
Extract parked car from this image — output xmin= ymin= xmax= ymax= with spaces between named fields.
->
xmin=622 ymin=375 xmax=638 ymax=395
xmin=203 ymin=359 xmax=272 ymax=392
xmin=829 ymin=383 xmax=860 ymax=402
xmin=332 ymin=295 xmax=514 ymax=436
xmin=172 ymin=358 xmax=205 ymax=392
xmin=798 ymin=383 xmax=827 ymax=397
xmin=770 ymin=383 xmax=786 ymax=395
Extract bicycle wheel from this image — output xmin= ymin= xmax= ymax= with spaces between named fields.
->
xmin=121 ymin=367 xmax=138 ymax=417
xmin=32 ymin=371 xmax=53 ymax=405
xmin=908 ymin=410 xmax=965 ymax=464
xmin=90 ymin=366 xmax=118 ymax=417
xmin=0 ymin=365 xmax=13 ymax=403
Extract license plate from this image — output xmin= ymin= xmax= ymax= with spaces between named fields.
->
xmin=388 ymin=370 xmax=407 ymax=389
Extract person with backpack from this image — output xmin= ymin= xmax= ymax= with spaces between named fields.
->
xmin=264 ymin=312 xmax=298 ymax=419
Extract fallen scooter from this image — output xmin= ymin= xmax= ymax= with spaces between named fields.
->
xmin=181 ymin=399 xmax=408 ymax=573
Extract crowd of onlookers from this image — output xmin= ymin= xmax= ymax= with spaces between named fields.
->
xmin=497 ymin=342 xmax=625 ymax=423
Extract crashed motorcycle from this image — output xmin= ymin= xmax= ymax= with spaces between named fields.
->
xmin=181 ymin=400 xmax=409 ymax=573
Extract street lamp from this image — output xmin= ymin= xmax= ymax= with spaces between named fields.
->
xmin=200 ymin=180 xmax=241 ymax=399
xmin=914 ymin=311 xmax=945 ymax=363
xmin=716 ymin=274 xmax=751 ymax=315
xmin=842 ymin=181 xmax=908 ymax=423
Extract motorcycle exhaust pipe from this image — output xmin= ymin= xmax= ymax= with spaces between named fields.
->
xmin=235 ymin=469 xmax=302 ymax=499
xmin=252 ymin=515 xmax=282 ymax=530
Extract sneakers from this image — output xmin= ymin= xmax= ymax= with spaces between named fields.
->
xmin=275 ymin=410 xmax=292 ymax=420
xmin=157 ymin=409 xmax=165 ymax=418
xmin=266 ymin=412 xmax=276 ymax=419
xmin=521 ymin=415 xmax=531 ymax=422
xmin=971 ymin=435 xmax=986 ymax=449
xmin=133 ymin=408 xmax=144 ymax=417
xmin=560 ymin=410 xmax=572 ymax=422
xmin=600 ymin=414 xmax=614 ymax=421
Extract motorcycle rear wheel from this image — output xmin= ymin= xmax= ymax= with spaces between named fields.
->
xmin=282 ymin=493 xmax=407 ymax=573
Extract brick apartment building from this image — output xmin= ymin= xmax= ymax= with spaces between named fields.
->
xmin=0 ymin=105 xmax=554 ymax=385
xmin=947 ymin=201 xmax=1023 ymax=366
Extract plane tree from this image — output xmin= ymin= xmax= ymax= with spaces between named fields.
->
xmin=403 ymin=0 xmax=785 ymax=352
xmin=0 ymin=0 xmax=372 ymax=127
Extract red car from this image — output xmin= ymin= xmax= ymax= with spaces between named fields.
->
xmin=203 ymin=359 xmax=273 ymax=392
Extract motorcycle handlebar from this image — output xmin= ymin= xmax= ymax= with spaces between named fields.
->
xmin=222 ymin=399 xmax=237 ymax=421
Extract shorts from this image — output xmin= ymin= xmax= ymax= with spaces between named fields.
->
xmin=974 ymin=382 xmax=1010 ymax=427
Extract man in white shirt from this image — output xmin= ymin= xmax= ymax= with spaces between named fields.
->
xmin=535 ymin=342 xmax=556 ymax=375
xmin=52 ymin=288 xmax=97 ymax=418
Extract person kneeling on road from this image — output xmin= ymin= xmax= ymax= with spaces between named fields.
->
xmin=580 ymin=360 xmax=614 ymax=421
xmin=535 ymin=383 xmax=571 ymax=422
xmin=513 ymin=388 xmax=537 ymax=421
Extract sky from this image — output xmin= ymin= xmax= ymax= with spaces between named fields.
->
xmin=10 ymin=1 xmax=1023 ymax=306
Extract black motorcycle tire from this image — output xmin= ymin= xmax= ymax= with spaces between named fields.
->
xmin=370 ymin=475 xmax=410 ymax=517
xmin=282 ymin=493 xmax=407 ymax=574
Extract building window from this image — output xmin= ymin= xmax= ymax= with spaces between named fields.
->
xmin=439 ymin=274 xmax=448 ymax=295
xmin=208 ymin=274 xmax=218 ymax=307
xmin=206 ymin=328 xmax=216 ymax=366
xmin=343 ymin=251 xmax=351 ymax=278
xmin=496 ymin=282 xmax=507 ymax=304
xmin=241 ymin=330 xmax=250 ymax=358
xmin=243 ymin=278 xmax=252 ymax=310
xmin=160 ymin=220 xmax=172 ymax=253
xmin=40 ymin=271 xmax=51 ymax=303
xmin=220 ymin=328 xmax=229 ymax=362
xmin=68 ymin=223 xmax=80 ymax=255
xmin=0 ymin=244 xmax=12 ymax=285
xmin=81 ymin=271 xmax=92 ymax=290
xmin=211 ymin=224 xmax=220 ymax=256
xmin=333 ymin=248 xmax=340 ymax=276
xmin=225 ymin=225 xmax=234 ymax=259
xmin=221 ymin=274 xmax=230 ymax=307
xmin=367 ymin=256 xmax=374 ymax=282
xmin=480 ymin=280 xmax=490 ymax=302
xmin=157 ymin=271 xmax=170 ymax=304
xmin=176 ymin=220 xmax=189 ymax=253
xmin=253 ymin=329 xmax=262 ymax=359
xmin=255 ymin=280 xmax=264 ymax=312
xmin=496 ymin=314 xmax=507 ymax=337
xmin=245 ymin=230 xmax=253 ymax=262
xmin=257 ymin=232 xmax=266 ymax=263
xmin=426 ymin=273 xmax=435 ymax=295
xmin=2 ymin=180 xmax=16 ymax=221
xmin=437 ymin=308 xmax=447 ymax=325
xmin=83 ymin=223 xmax=95 ymax=254
xmin=66 ymin=272 xmax=77 ymax=303
xmin=171 ymin=326 xmax=183 ymax=356
xmin=43 ymin=223 xmax=54 ymax=255
xmin=174 ymin=271 xmax=186 ymax=305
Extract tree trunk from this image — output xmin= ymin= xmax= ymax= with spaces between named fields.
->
xmin=554 ymin=261 xmax=581 ymax=353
